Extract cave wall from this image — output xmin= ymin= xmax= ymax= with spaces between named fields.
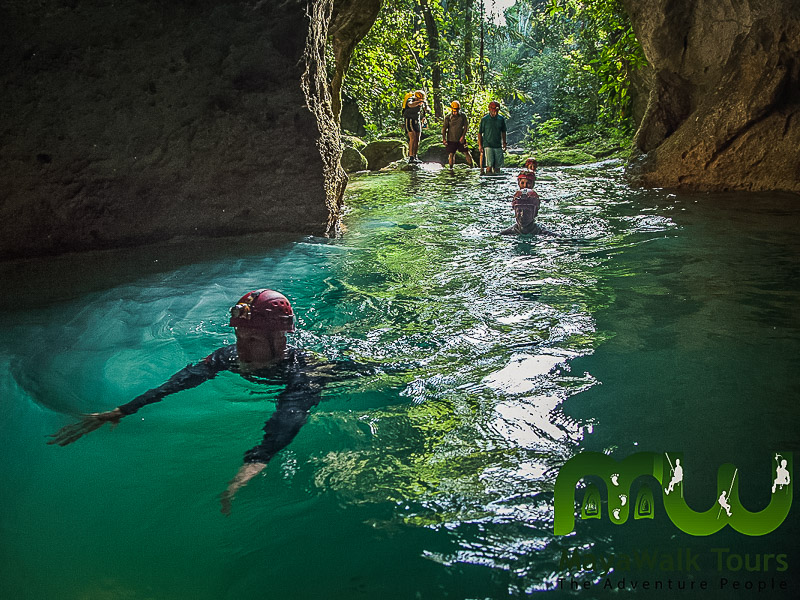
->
xmin=623 ymin=0 xmax=800 ymax=192
xmin=0 ymin=0 xmax=350 ymax=260
xmin=328 ymin=0 xmax=382 ymax=123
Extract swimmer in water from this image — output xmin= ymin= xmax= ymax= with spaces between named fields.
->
xmin=48 ymin=289 xmax=377 ymax=514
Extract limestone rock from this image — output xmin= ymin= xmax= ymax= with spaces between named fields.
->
xmin=341 ymin=135 xmax=367 ymax=151
xmin=0 ymin=0 xmax=381 ymax=260
xmin=361 ymin=140 xmax=406 ymax=170
xmin=340 ymin=97 xmax=367 ymax=136
xmin=341 ymin=146 xmax=368 ymax=172
xmin=622 ymin=0 xmax=800 ymax=192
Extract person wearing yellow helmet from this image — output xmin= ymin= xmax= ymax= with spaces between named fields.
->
xmin=402 ymin=89 xmax=428 ymax=163
xmin=441 ymin=100 xmax=474 ymax=169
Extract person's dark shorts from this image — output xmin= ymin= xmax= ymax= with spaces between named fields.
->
xmin=445 ymin=140 xmax=468 ymax=154
xmin=404 ymin=118 xmax=421 ymax=133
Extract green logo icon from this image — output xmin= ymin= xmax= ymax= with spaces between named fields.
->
xmin=553 ymin=452 xmax=792 ymax=536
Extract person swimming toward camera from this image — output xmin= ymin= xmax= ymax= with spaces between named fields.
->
xmin=500 ymin=168 xmax=556 ymax=236
xmin=48 ymin=288 xmax=378 ymax=514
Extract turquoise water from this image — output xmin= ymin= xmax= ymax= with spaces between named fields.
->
xmin=1 ymin=161 xmax=798 ymax=599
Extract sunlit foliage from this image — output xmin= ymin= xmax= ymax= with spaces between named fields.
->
xmin=342 ymin=0 xmax=645 ymax=151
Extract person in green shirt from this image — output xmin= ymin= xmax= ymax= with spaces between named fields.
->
xmin=478 ymin=101 xmax=507 ymax=174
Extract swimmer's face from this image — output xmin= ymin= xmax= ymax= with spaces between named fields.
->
xmin=235 ymin=327 xmax=286 ymax=365
xmin=515 ymin=206 xmax=537 ymax=227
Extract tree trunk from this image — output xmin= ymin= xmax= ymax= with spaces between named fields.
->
xmin=465 ymin=0 xmax=473 ymax=84
xmin=479 ymin=0 xmax=485 ymax=87
xmin=418 ymin=0 xmax=443 ymax=118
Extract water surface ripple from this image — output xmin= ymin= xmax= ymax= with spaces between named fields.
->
xmin=1 ymin=161 xmax=798 ymax=599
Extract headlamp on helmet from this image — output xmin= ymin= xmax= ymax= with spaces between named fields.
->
xmin=229 ymin=289 xmax=295 ymax=332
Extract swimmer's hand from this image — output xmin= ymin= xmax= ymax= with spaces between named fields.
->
xmin=47 ymin=408 xmax=125 ymax=446
xmin=220 ymin=461 xmax=267 ymax=516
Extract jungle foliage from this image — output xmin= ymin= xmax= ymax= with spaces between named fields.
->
xmin=339 ymin=0 xmax=646 ymax=157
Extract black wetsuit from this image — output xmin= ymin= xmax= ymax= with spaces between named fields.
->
xmin=118 ymin=346 xmax=370 ymax=464
xmin=500 ymin=222 xmax=556 ymax=236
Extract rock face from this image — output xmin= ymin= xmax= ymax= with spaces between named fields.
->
xmin=623 ymin=0 xmax=800 ymax=192
xmin=340 ymin=96 xmax=368 ymax=136
xmin=328 ymin=0 xmax=382 ymax=123
xmin=0 ymin=0 xmax=357 ymax=260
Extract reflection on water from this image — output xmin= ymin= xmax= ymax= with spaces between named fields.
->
xmin=1 ymin=162 xmax=798 ymax=599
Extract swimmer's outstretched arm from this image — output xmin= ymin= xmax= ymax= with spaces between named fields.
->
xmin=219 ymin=360 xmax=326 ymax=514
xmin=220 ymin=461 xmax=267 ymax=515
xmin=48 ymin=351 xmax=226 ymax=446
xmin=46 ymin=407 xmax=126 ymax=446
xmin=219 ymin=355 xmax=395 ymax=514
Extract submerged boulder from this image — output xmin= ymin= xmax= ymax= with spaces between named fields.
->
xmin=420 ymin=143 xmax=476 ymax=165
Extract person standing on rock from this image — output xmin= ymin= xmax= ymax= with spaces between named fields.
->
xmin=402 ymin=90 xmax=428 ymax=163
xmin=47 ymin=288 xmax=378 ymax=514
xmin=478 ymin=101 xmax=507 ymax=174
xmin=441 ymin=100 xmax=473 ymax=169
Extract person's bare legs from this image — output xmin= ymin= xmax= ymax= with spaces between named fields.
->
xmin=407 ymin=130 xmax=415 ymax=159
xmin=411 ymin=131 xmax=421 ymax=158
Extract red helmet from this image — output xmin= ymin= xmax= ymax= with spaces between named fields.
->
xmin=517 ymin=171 xmax=536 ymax=187
xmin=229 ymin=289 xmax=295 ymax=332
xmin=488 ymin=101 xmax=500 ymax=110
xmin=525 ymin=158 xmax=538 ymax=171
xmin=512 ymin=190 xmax=540 ymax=208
